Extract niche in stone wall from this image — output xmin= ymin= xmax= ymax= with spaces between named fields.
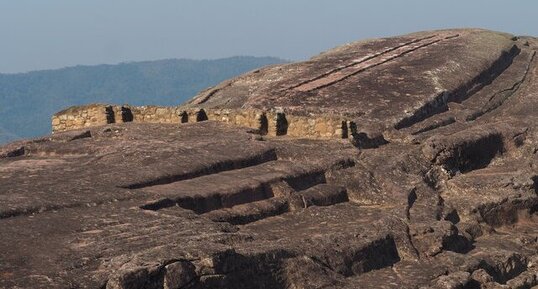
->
xmin=276 ymin=112 xmax=288 ymax=136
xmin=105 ymin=106 xmax=115 ymax=124
xmin=341 ymin=121 xmax=348 ymax=139
xmin=258 ymin=113 xmax=268 ymax=135
xmin=121 ymin=107 xmax=133 ymax=122
xmin=196 ymin=109 xmax=208 ymax=122
xmin=348 ymin=121 xmax=357 ymax=136
xmin=180 ymin=111 xmax=189 ymax=123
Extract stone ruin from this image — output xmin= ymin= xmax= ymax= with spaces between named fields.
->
xmin=52 ymin=104 xmax=352 ymax=140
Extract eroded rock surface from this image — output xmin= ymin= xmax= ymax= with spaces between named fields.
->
xmin=1 ymin=28 xmax=538 ymax=289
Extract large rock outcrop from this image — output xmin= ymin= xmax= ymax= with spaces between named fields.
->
xmin=1 ymin=28 xmax=538 ymax=289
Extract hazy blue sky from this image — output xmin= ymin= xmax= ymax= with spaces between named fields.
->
xmin=1 ymin=0 xmax=537 ymax=73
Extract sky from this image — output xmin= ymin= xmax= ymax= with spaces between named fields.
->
xmin=1 ymin=0 xmax=538 ymax=74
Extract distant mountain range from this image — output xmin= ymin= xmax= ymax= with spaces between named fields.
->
xmin=0 ymin=56 xmax=287 ymax=144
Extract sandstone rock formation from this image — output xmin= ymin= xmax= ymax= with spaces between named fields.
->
xmin=1 ymin=28 xmax=538 ymax=289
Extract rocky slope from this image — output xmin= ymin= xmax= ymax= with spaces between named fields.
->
xmin=1 ymin=28 xmax=538 ymax=289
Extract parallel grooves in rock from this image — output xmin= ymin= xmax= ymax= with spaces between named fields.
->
xmin=294 ymin=35 xmax=459 ymax=92
xmin=284 ymin=35 xmax=438 ymax=91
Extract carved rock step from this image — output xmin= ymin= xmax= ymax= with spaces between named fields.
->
xmin=471 ymin=248 xmax=529 ymax=284
xmin=442 ymin=165 xmax=538 ymax=226
xmin=139 ymin=160 xmax=326 ymax=213
xmin=203 ymin=197 xmax=289 ymax=225
xmin=201 ymin=184 xmax=348 ymax=225
xmin=292 ymin=183 xmax=349 ymax=209
xmin=344 ymin=259 xmax=450 ymax=289
xmin=237 ymin=204 xmax=403 ymax=278
xmin=421 ymin=123 xmax=526 ymax=174
xmin=122 ymin=146 xmax=278 ymax=189
xmin=101 ymin=205 xmax=405 ymax=289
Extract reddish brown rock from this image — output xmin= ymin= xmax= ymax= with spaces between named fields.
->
xmin=1 ymin=28 xmax=538 ymax=289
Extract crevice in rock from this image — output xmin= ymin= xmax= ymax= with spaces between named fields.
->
xmin=532 ymin=176 xmax=538 ymax=195
xmin=404 ymin=224 xmax=421 ymax=259
xmin=406 ymin=188 xmax=417 ymax=220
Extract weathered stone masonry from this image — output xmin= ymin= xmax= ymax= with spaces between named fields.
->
xmin=51 ymin=104 xmax=354 ymax=139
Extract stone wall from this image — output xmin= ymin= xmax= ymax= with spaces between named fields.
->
xmin=52 ymin=104 xmax=114 ymax=132
xmin=52 ymin=104 xmax=353 ymax=140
